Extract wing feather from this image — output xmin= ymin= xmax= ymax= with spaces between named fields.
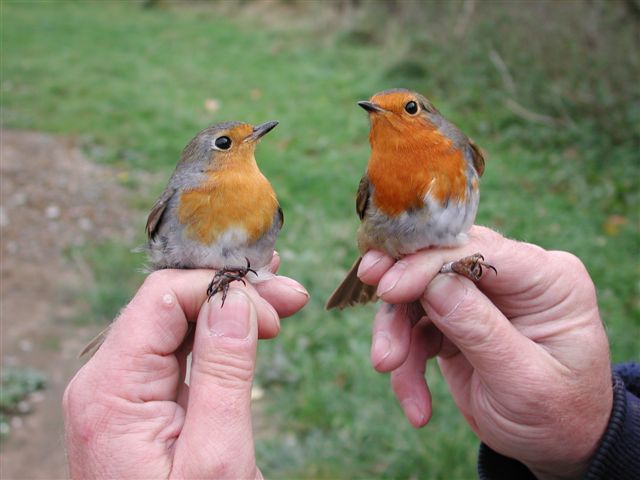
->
xmin=277 ymin=205 xmax=284 ymax=229
xmin=468 ymin=140 xmax=485 ymax=177
xmin=356 ymin=174 xmax=371 ymax=220
xmin=145 ymin=187 xmax=176 ymax=240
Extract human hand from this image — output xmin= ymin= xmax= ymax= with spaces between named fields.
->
xmin=360 ymin=226 xmax=612 ymax=480
xmin=63 ymin=254 xmax=308 ymax=479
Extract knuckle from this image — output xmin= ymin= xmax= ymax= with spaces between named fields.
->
xmin=192 ymin=350 xmax=254 ymax=390
xmin=448 ymin=284 xmax=488 ymax=321
xmin=62 ymin=375 xmax=80 ymax=417
xmin=143 ymin=269 xmax=175 ymax=290
xmin=457 ymin=302 xmax=499 ymax=346
xmin=548 ymin=250 xmax=587 ymax=274
xmin=63 ymin=383 xmax=103 ymax=443
xmin=547 ymin=250 xmax=597 ymax=300
xmin=62 ymin=368 xmax=96 ymax=420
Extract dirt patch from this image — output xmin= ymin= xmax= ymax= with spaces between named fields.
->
xmin=0 ymin=130 xmax=139 ymax=479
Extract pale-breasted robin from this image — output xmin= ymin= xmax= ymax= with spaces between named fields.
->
xmin=145 ymin=120 xmax=282 ymax=301
xmin=326 ymin=88 xmax=494 ymax=310
xmin=80 ymin=120 xmax=281 ymax=356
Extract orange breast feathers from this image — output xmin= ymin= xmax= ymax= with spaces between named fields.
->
xmin=177 ymin=164 xmax=278 ymax=245
xmin=367 ymin=120 xmax=468 ymax=216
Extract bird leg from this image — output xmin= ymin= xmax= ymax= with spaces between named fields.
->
xmin=440 ymin=252 xmax=497 ymax=282
xmin=206 ymin=258 xmax=257 ymax=306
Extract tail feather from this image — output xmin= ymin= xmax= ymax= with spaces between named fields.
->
xmin=78 ymin=325 xmax=111 ymax=358
xmin=325 ymin=257 xmax=378 ymax=310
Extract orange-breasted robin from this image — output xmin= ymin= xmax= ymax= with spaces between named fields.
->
xmin=80 ymin=120 xmax=281 ymax=357
xmin=326 ymin=88 xmax=494 ymax=310
xmin=145 ymin=120 xmax=282 ymax=301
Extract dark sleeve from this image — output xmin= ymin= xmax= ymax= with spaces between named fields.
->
xmin=477 ymin=362 xmax=640 ymax=480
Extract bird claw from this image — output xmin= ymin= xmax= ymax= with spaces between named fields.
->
xmin=207 ymin=258 xmax=256 ymax=306
xmin=440 ymin=252 xmax=497 ymax=282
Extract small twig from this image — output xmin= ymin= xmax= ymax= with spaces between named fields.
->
xmin=504 ymin=98 xmax=566 ymax=126
xmin=489 ymin=49 xmax=516 ymax=95
xmin=489 ymin=49 xmax=570 ymax=127
xmin=454 ymin=0 xmax=476 ymax=38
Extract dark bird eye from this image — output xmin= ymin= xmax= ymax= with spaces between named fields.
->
xmin=404 ymin=101 xmax=419 ymax=115
xmin=214 ymin=136 xmax=232 ymax=150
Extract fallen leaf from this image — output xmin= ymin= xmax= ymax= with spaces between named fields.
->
xmin=204 ymin=98 xmax=220 ymax=112
xmin=603 ymin=214 xmax=627 ymax=236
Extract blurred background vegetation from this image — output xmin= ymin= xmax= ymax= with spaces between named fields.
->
xmin=1 ymin=0 xmax=638 ymax=478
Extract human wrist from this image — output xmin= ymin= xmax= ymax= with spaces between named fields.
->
xmin=478 ymin=370 xmax=613 ymax=480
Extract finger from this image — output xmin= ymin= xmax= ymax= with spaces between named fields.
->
xmin=358 ymin=250 xmax=396 ymax=286
xmin=435 ymin=354 xmax=477 ymax=432
xmin=390 ymin=318 xmax=439 ymax=428
xmin=93 ymin=270 xmax=281 ymax=401
xmin=377 ymin=255 xmax=437 ymax=304
xmin=239 ymin=285 xmax=282 ymax=339
xmin=86 ymin=270 xmax=214 ymax=403
xmin=253 ymin=275 xmax=309 ymax=318
xmin=108 ymin=268 xmax=283 ymax=346
xmin=173 ymin=288 xmax=259 ymax=479
xmin=375 ymin=226 xmax=552 ymax=308
xmin=421 ymin=274 xmax=540 ymax=383
xmin=267 ymin=251 xmax=281 ymax=273
xmin=371 ymin=302 xmax=414 ymax=372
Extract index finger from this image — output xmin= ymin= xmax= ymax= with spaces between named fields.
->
xmin=373 ymin=226 xmax=554 ymax=306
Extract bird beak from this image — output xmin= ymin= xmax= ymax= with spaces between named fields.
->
xmin=246 ymin=121 xmax=279 ymax=142
xmin=357 ymin=101 xmax=384 ymax=114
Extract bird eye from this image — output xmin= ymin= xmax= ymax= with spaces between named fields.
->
xmin=214 ymin=136 xmax=232 ymax=150
xmin=404 ymin=101 xmax=419 ymax=115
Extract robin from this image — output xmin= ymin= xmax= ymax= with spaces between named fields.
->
xmin=326 ymin=88 xmax=494 ymax=310
xmin=145 ymin=120 xmax=282 ymax=302
xmin=80 ymin=120 xmax=281 ymax=356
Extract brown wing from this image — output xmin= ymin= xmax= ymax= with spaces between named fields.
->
xmin=468 ymin=140 xmax=486 ymax=177
xmin=145 ymin=187 xmax=176 ymax=240
xmin=277 ymin=205 xmax=284 ymax=228
xmin=356 ymin=174 xmax=371 ymax=220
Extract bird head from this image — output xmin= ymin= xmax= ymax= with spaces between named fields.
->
xmin=180 ymin=120 xmax=278 ymax=168
xmin=358 ymin=89 xmax=444 ymax=150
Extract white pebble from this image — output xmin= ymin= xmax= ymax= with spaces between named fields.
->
xmin=18 ymin=339 xmax=32 ymax=352
xmin=17 ymin=400 xmax=31 ymax=414
xmin=78 ymin=217 xmax=93 ymax=231
xmin=45 ymin=204 xmax=61 ymax=219
xmin=10 ymin=416 xmax=24 ymax=429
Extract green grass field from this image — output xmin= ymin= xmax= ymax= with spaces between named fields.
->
xmin=2 ymin=1 xmax=638 ymax=478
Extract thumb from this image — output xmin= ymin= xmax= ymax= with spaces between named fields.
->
xmin=421 ymin=275 xmax=538 ymax=382
xmin=172 ymin=288 xmax=259 ymax=479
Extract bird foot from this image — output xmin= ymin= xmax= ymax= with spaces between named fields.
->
xmin=206 ymin=258 xmax=257 ymax=306
xmin=440 ymin=252 xmax=497 ymax=282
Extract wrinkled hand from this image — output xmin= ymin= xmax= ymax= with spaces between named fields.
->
xmin=360 ymin=226 xmax=612 ymax=480
xmin=63 ymin=254 xmax=308 ymax=480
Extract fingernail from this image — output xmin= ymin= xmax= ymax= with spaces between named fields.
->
xmin=377 ymin=261 xmax=408 ymax=296
xmin=401 ymin=399 xmax=426 ymax=427
xmin=371 ymin=332 xmax=391 ymax=367
xmin=358 ymin=251 xmax=385 ymax=276
xmin=424 ymin=275 xmax=467 ymax=319
xmin=208 ymin=290 xmax=253 ymax=339
xmin=278 ymin=277 xmax=309 ymax=298
xmin=266 ymin=301 xmax=280 ymax=332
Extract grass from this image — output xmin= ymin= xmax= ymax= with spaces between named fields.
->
xmin=0 ymin=367 xmax=46 ymax=442
xmin=2 ymin=1 xmax=638 ymax=478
